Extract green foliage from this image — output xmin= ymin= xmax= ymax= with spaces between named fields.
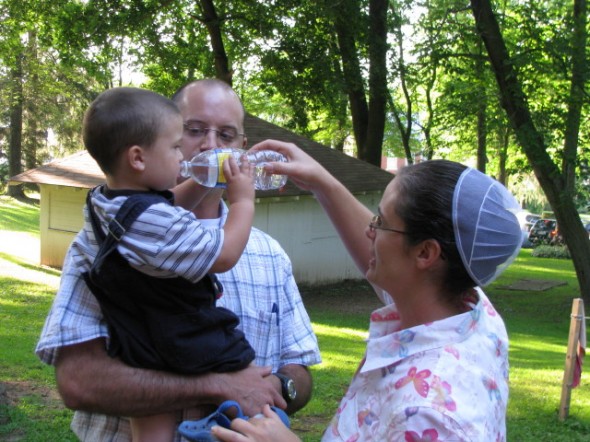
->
xmin=2 ymin=0 xmax=589 ymax=205
xmin=532 ymin=245 xmax=572 ymax=259
xmin=508 ymin=171 xmax=550 ymax=213
xmin=0 ymin=160 xmax=8 ymax=189
xmin=0 ymin=0 xmax=107 ymax=176
xmin=246 ymin=0 xmax=353 ymax=144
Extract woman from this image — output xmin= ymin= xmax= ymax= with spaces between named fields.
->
xmin=212 ymin=141 xmax=522 ymax=442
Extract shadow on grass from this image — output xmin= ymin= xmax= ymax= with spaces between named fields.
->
xmin=0 ymin=393 xmax=76 ymax=441
xmin=0 ymin=252 xmax=61 ymax=277
xmin=10 ymin=194 xmax=40 ymax=205
xmin=0 ymin=277 xmax=57 ymax=377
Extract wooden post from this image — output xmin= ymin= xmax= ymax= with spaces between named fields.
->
xmin=558 ymin=298 xmax=585 ymax=421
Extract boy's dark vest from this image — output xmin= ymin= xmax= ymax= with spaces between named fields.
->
xmin=82 ymin=188 xmax=254 ymax=374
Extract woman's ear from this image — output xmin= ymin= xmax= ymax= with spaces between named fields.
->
xmin=127 ymin=145 xmax=146 ymax=172
xmin=415 ymin=239 xmax=443 ymax=270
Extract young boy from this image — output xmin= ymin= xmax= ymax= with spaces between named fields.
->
xmin=71 ymin=87 xmax=256 ymax=441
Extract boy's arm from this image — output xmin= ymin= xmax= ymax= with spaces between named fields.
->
xmin=209 ymin=156 xmax=255 ymax=273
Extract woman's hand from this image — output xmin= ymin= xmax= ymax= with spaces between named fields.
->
xmin=211 ymin=404 xmax=301 ymax=442
xmin=248 ymin=140 xmax=328 ymax=192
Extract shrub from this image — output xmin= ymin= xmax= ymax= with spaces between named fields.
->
xmin=531 ymin=244 xmax=571 ymax=259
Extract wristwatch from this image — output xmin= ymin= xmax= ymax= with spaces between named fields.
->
xmin=274 ymin=372 xmax=297 ymax=403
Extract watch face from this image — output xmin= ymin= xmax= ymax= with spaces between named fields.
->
xmin=276 ymin=373 xmax=297 ymax=402
xmin=286 ymin=379 xmax=297 ymax=400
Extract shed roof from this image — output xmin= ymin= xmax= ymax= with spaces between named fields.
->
xmin=10 ymin=114 xmax=393 ymax=197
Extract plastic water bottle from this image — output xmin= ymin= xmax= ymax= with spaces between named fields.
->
xmin=179 ymin=148 xmax=288 ymax=190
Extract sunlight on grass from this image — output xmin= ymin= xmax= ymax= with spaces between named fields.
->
xmin=0 ymin=231 xmax=42 ymax=265
xmin=510 ymin=334 xmax=568 ymax=353
xmin=313 ymin=323 xmax=368 ymax=339
xmin=311 ymin=323 xmax=366 ymax=368
xmin=512 ymin=263 xmax=577 ymax=278
xmin=0 ymin=256 xmax=60 ymax=290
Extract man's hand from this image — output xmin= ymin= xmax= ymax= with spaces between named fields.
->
xmin=211 ymin=365 xmax=287 ymax=417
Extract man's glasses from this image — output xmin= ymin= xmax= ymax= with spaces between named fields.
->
xmin=368 ymin=214 xmax=408 ymax=235
xmin=183 ymin=123 xmax=245 ymax=145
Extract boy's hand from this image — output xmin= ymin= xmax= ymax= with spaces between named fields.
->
xmin=223 ymin=155 xmax=255 ymax=205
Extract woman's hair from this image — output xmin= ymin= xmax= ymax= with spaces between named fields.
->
xmin=83 ymin=87 xmax=180 ymax=175
xmin=393 ymin=160 xmax=475 ymax=298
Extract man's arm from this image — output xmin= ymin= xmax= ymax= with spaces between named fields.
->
xmin=273 ymin=365 xmax=313 ymax=415
xmin=55 ymin=339 xmax=286 ymax=417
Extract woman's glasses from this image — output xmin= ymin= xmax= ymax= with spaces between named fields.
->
xmin=368 ymin=214 xmax=408 ymax=235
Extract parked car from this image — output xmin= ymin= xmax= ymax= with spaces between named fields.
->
xmin=548 ymin=223 xmax=564 ymax=245
xmin=516 ymin=211 xmax=541 ymax=233
xmin=528 ymin=218 xmax=557 ymax=245
xmin=517 ymin=212 xmax=541 ymax=247
xmin=530 ymin=219 xmax=590 ymax=246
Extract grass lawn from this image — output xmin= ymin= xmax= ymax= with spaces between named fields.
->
xmin=1 ymin=195 xmax=590 ymax=441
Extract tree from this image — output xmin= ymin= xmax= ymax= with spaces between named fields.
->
xmin=470 ymin=0 xmax=590 ymax=302
xmin=7 ymin=50 xmax=24 ymax=198
xmin=1 ymin=0 xmax=108 ymax=195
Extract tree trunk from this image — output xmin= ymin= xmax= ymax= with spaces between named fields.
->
xmin=365 ymin=0 xmax=388 ymax=167
xmin=563 ymin=0 xmax=587 ymax=193
xmin=333 ymin=0 xmax=369 ymax=160
xmin=476 ymin=43 xmax=487 ymax=173
xmin=26 ymin=30 xmax=40 ymax=171
xmin=199 ymin=0 xmax=233 ymax=86
xmin=7 ymin=53 xmax=25 ymax=199
xmin=476 ymin=99 xmax=487 ymax=173
xmin=470 ymin=0 xmax=590 ymax=303
xmin=422 ymin=63 xmax=438 ymax=161
xmin=391 ymin=7 xmax=414 ymax=165
xmin=496 ymin=125 xmax=510 ymax=185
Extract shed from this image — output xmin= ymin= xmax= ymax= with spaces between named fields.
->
xmin=10 ymin=114 xmax=393 ymax=284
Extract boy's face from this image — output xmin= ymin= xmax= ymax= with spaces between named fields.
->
xmin=142 ymin=113 xmax=184 ymax=191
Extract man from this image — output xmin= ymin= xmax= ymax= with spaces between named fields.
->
xmin=35 ymin=79 xmax=321 ymax=440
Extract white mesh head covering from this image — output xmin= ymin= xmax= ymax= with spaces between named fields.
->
xmin=453 ymin=167 xmax=522 ymax=287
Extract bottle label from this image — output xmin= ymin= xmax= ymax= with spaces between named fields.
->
xmin=216 ymin=152 xmax=233 ymax=185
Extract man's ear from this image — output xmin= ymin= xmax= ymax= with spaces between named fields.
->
xmin=415 ymin=239 xmax=443 ymax=270
xmin=127 ymin=145 xmax=146 ymax=172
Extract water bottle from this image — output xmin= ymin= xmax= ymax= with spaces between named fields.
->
xmin=179 ymin=148 xmax=288 ymax=190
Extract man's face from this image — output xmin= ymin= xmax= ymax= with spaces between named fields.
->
xmin=177 ymin=84 xmax=247 ymax=162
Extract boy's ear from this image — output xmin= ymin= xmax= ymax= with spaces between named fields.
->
xmin=127 ymin=145 xmax=146 ymax=171
xmin=415 ymin=239 xmax=443 ymax=270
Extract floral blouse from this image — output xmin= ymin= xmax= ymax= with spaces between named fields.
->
xmin=322 ymin=288 xmax=508 ymax=442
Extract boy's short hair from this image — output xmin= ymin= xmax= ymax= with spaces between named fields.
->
xmin=83 ymin=87 xmax=180 ymax=175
